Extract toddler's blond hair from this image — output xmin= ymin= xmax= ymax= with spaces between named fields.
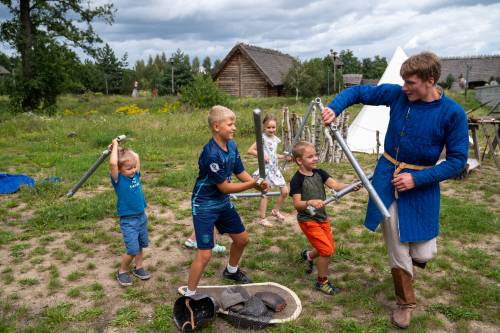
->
xmin=292 ymin=141 xmax=315 ymax=161
xmin=118 ymin=148 xmax=136 ymax=168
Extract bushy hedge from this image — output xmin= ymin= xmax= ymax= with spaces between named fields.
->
xmin=179 ymin=74 xmax=228 ymax=109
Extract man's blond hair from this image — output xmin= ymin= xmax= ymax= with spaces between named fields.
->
xmin=292 ymin=141 xmax=315 ymax=161
xmin=208 ymin=105 xmax=235 ymax=128
xmin=400 ymin=51 xmax=441 ymax=84
xmin=118 ymin=148 xmax=136 ymax=167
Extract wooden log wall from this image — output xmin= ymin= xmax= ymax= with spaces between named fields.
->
xmin=215 ymin=51 xmax=275 ymax=97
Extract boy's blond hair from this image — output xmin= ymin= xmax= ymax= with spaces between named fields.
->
xmin=208 ymin=105 xmax=235 ymax=128
xmin=400 ymin=51 xmax=441 ymax=83
xmin=118 ymin=148 xmax=136 ymax=168
xmin=292 ymin=141 xmax=315 ymax=161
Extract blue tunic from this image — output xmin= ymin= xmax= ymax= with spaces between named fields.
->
xmin=328 ymin=84 xmax=468 ymax=242
xmin=191 ymin=138 xmax=245 ymax=212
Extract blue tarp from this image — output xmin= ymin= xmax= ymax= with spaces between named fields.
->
xmin=0 ymin=174 xmax=36 ymax=194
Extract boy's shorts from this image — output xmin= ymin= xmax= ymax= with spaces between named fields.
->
xmin=120 ymin=212 xmax=149 ymax=256
xmin=193 ymin=203 xmax=245 ymax=250
xmin=299 ymin=219 xmax=335 ymax=257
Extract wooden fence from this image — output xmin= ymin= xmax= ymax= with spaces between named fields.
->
xmin=281 ymin=106 xmax=350 ymax=163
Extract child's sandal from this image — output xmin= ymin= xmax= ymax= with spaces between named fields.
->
xmin=256 ymin=218 xmax=273 ymax=228
xmin=271 ymin=209 xmax=285 ymax=222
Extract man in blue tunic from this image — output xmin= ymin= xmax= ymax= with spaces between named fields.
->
xmin=322 ymin=52 xmax=468 ymax=329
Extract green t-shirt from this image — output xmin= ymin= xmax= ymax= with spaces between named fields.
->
xmin=289 ymin=169 xmax=330 ymax=222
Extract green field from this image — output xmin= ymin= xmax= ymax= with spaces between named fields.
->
xmin=0 ymin=92 xmax=498 ymax=332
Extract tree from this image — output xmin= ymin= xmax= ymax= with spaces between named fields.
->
xmin=78 ymin=59 xmax=103 ymax=92
xmin=362 ymin=55 xmax=387 ymax=79
xmin=0 ymin=51 xmax=14 ymax=95
xmin=160 ymin=49 xmax=193 ymax=95
xmin=0 ymin=0 xmax=114 ymax=112
xmin=95 ymin=44 xmax=127 ymax=94
xmin=202 ymin=56 xmax=211 ymax=76
xmin=338 ymin=49 xmax=362 ymax=74
xmin=180 ymin=74 xmax=228 ymax=109
xmin=284 ymin=58 xmax=322 ymax=99
xmin=213 ymin=59 xmax=221 ymax=73
xmin=191 ymin=56 xmax=200 ymax=75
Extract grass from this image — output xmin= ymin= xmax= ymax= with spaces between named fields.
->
xmin=0 ymin=91 xmax=498 ymax=332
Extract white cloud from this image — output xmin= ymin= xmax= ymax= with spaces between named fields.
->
xmin=2 ymin=0 xmax=499 ymax=66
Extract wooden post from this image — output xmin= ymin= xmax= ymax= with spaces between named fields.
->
xmin=469 ymin=123 xmax=480 ymax=165
xmin=376 ymin=130 xmax=380 ymax=156
xmin=315 ymin=113 xmax=322 ymax=154
xmin=311 ymin=106 xmax=316 ymax=147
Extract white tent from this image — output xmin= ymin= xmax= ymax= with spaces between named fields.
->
xmin=346 ymin=47 xmax=408 ymax=154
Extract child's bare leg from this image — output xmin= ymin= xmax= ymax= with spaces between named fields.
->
xmin=228 ymin=231 xmax=249 ymax=266
xmin=119 ymin=254 xmax=134 ymax=273
xmin=307 ymin=249 xmax=319 ymax=260
xmin=258 ymin=196 xmax=268 ymax=219
xmin=188 ymin=249 xmax=212 ymax=290
xmin=274 ymin=186 xmax=289 ymax=211
xmin=134 ymin=249 xmax=144 ymax=268
xmin=188 ymin=232 xmax=196 ymax=241
xmin=316 ymin=256 xmax=330 ymax=277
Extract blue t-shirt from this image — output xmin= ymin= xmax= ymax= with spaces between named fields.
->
xmin=191 ymin=139 xmax=245 ymax=209
xmin=111 ymin=172 xmax=147 ymax=217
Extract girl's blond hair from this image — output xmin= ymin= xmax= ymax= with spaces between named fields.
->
xmin=262 ymin=114 xmax=277 ymax=126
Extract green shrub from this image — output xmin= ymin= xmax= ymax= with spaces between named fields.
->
xmin=179 ymin=74 xmax=228 ymax=108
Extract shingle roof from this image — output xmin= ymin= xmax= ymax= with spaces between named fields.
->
xmin=213 ymin=43 xmax=295 ymax=87
xmin=0 ymin=65 xmax=10 ymax=75
xmin=343 ymin=74 xmax=363 ymax=85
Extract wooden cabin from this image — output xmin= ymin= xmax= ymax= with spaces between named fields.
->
xmin=213 ymin=43 xmax=294 ymax=97
xmin=343 ymin=74 xmax=363 ymax=88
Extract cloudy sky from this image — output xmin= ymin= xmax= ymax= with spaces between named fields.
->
xmin=2 ymin=0 xmax=500 ymax=66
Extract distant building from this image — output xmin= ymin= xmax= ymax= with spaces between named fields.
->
xmin=440 ymin=55 xmax=500 ymax=88
xmin=361 ymin=78 xmax=379 ymax=86
xmin=343 ymin=74 xmax=363 ymax=88
xmin=213 ymin=43 xmax=294 ymax=97
xmin=0 ymin=65 xmax=10 ymax=75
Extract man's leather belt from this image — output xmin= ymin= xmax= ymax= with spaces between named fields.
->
xmin=383 ymin=152 xmax=432 ymax=199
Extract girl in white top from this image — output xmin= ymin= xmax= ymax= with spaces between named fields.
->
xmin=248 ymin=115 xmax=289 ymax=227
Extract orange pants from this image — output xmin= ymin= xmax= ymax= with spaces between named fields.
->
xmin=299 ymin=220 xmax=335 ymax=257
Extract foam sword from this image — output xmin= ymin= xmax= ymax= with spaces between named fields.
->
xmin=66 ymin=134 xmax=127 ymax=198
xmin=230 ymin=109 xmax=279 ymax=199
xmin=314 ymin=97 xmax=390 ymax=220
xmin=307 ymin=174 xmax=373 ymax=216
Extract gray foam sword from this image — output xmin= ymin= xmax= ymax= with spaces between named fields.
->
xmin=66 ymin=134 xmax=127 ymax=198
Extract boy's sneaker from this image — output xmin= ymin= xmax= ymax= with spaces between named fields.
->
xmin=222 ymin=267 xmax=252 ymax=284
xmin=132 ymin=267 xmax=151 ymax=280
xmin=212 ymin=244 xmax=226 ymax=254
xmin=117 ymin=271 xmax=133 ymax=286
xmin=300 ymin=250 xmax=314 ymax=274
xmin=184 ymin=239 xmax=197 ymax=249
xmin=314 ymin=280 xmax=340 ymax=295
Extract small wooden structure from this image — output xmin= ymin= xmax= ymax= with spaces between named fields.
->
xmin=343 ymin=74 xmax=363 ymax=88
xmin=213 ymin=43 xmax=294 ymax=97
xmin=0 ymin=65 xmax=10 ymax=76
